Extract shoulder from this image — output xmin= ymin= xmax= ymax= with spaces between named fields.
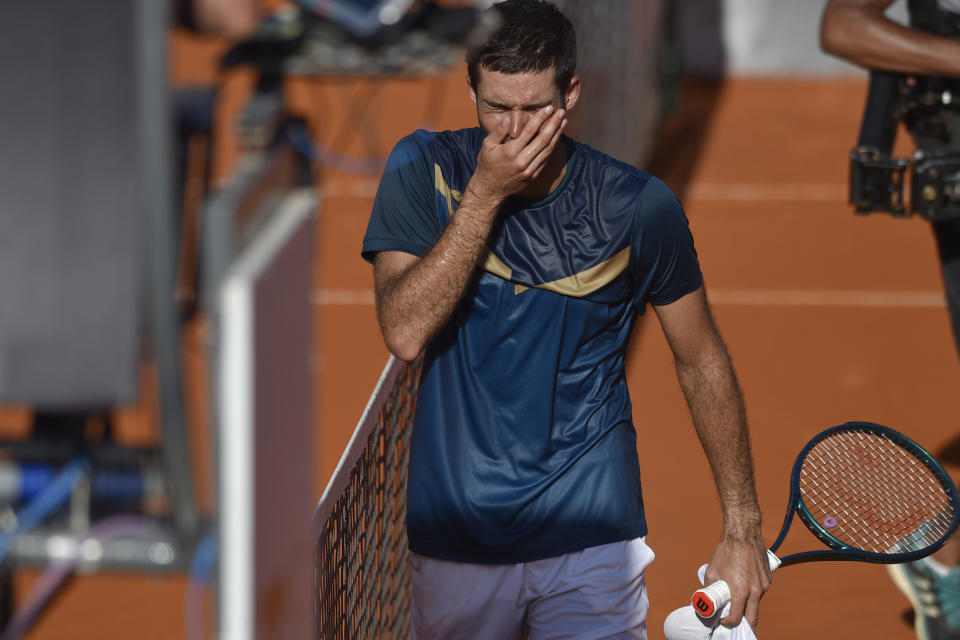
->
xmin=382 ymin=127 xmax=479 ymax=175
xmin=384 ymin=129 xmax=439 ymax=170
xmin=571 ymin=141 xmax=683 ymax=217
xmin=388 ymin=128 xmax=483 ymax=170
xmin=431 ymin=127 xmax=485 ymax=162
xmin=635 ymin=176 xmax=684 ymax=221
xmin=573 ymin=140 xmax=658 ymax=197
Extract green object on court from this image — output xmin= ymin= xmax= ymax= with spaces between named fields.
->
xmin=888 ymin=561 xmax=960 ymax=640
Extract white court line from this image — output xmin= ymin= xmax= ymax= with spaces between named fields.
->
xmin=683 ymin=183 xmax=847 ymax=202
xmin=313 ymin=288 xmax=945 ymax=309
xmin=706 ymin=289 xmax=944 ymax=308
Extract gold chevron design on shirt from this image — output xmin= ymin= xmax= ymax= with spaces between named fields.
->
xmin=435 ymin=164 xmax=462 ymax=217
xmin=484 ymin=252 xmax=513 ymax=281
xmin=434 ymin=164 xmax=627 ymax=298
xmin=514 ymin=247 xmax=630 ymax=297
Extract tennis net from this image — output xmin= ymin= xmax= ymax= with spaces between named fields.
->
xmin=312 ymin=356 xmax=421 ymax=639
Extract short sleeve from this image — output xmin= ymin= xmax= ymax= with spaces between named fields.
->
xmin=361 ymin=130 xmax=442 ymax=263
xmin=630 ymin=176 xmax=703 ymax=311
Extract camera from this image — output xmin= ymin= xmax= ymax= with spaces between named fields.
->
xmin=911 ymin=151 xmax=960 ymax=219
xmin=850 ymin=71 xmax=960 ymax=222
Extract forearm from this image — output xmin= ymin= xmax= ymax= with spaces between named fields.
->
xmin=655 ymin=290 xmax=769 ymax=624
xmin=675 ymin=343 xmax=761 ymax=537
xmin=821 ymin=2 xmax=960 ymax=77
xmin=375 ymin=182 xmax=503 ymax=360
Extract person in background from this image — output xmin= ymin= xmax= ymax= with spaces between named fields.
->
xmin=820 ymin=2 xmax=960 ymax=639
xmin=177 ymin=0 xmax=260 ymax=39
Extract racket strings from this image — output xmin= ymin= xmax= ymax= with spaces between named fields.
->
xmin=803 ymin=434 xmax=951 ymax=551
xmin=806 ymin=435 xmax=950 ymax=549
xmin=810 ymin=433 xmax=948 ymax=525
xmin=799 ymin=429 xmax=954 ymax=554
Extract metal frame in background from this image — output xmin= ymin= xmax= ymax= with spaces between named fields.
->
xmin=205 ymin=139 xmax=315 ymax=640
xmin=3 ymin=0 xmax=198 ymax=578
xmin=137 ymin=0 xmax=199 ymax=546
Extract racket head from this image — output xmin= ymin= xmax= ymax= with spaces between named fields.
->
xmin=784 ymin=421 xmax=960 ymax=565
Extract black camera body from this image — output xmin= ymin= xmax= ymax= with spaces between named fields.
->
xmin=850 ymin=148 xmax=960 ymax=221
xmin=849 ymin=147 xmax=910 ymax=216
xmin=850 ymin=72 xmax=960 ymax=222
xmin=911 ymin=152 xmax=960 ymax=220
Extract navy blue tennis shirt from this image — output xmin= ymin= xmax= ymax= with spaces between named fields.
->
xmin=362 ymin=128 xmax=703 ymax=564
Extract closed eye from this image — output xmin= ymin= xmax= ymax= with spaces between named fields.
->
xmin=483 ymin=101 xmax=553 ymax=112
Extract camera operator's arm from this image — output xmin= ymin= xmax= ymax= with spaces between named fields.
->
xmin=821 ymin=0 xmax=960 ymax=76
xmin=176 ymin=0 xmax=260 ymax=40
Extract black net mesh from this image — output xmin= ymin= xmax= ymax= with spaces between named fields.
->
xmin=315 ymin=359 xmax=421 ymax=639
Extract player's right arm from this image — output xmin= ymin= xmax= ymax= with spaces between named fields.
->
xmin=820 ymin=0 xmax=960 ymax=76
xmin=374 ymin=106 xmax=567 ymax=361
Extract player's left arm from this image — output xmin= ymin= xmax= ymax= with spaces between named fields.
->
xmin=653 ymin=285 xmax=771 ymax=628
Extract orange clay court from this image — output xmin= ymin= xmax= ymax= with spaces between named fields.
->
xmin=0 ymin=32 xmax=957 ymax=640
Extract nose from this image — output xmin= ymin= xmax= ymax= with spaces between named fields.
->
xmin=505 ymin=111 xmax=528 ymax=139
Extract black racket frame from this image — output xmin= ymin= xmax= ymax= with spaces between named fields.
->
xmin=772 ymin=421 xmax=960 ymax=567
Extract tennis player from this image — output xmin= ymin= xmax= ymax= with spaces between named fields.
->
xmin=362 ymin=1 xmax=770 ymax=637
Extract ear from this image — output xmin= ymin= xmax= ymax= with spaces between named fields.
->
xmin=563 ymin=76 xmax=581 ymax=112
xmin=467 ymin=74 xmax=477 ymax=106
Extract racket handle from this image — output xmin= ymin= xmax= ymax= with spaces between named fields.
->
xmin=691 ymin=581 xmax=729 ymax=619
xmin=691 ymin=550 xmax=781 ymax=620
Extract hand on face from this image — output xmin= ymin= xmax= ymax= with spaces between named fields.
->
xmin=470 ymin=104 xmax=568 ymax=202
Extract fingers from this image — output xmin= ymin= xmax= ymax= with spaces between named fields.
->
xmin=511 ymin=104 xmax=557 ymax=149
xmin=527 ymin=115 xmax=568 ymax=180
xmin=706 ymin=535 xmax=771 ymax=629
xmin=719 ymin=593 xmax=747 ymax=628
xmin=483 ymin=105 xmax=557 ymax=150
xmin=513 ymin=108 xmax=565 ymax=168
xmin=483 ymin=117 xmax=512 ymax=146
xmin=718 ymin=582 xmax=764 ymax=628
xmin=716 ymin=594 xmax=747 ymax=627
xmin=744 ymin=592 xmax=761 ymax=630
xmin=474 ymin=105 xmax=567 ymax=198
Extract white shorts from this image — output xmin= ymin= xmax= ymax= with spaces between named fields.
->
xmin=410 ymin=536 xmax=655 ymax=640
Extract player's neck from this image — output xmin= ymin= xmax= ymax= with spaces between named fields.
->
xmin=517 ymin=138 xmax=568 ymax=199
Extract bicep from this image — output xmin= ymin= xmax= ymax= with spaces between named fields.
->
xmin=823 ymin=0 xmax=896 ymax=17
xmin=820 ymin=0 xmax=898 ymax=47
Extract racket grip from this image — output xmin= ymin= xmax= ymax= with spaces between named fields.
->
xmin=691 ymin=581 xmax=729 ymax=619
xmin=691 ymin=550 xmax=781 ymax=620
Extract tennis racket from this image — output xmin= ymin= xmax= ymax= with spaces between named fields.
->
xmin=691 ymin=421 xmax=960 ymax=620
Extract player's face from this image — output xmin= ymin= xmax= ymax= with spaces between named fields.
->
xmin=469 ymin=68 xmax=579 ymax=139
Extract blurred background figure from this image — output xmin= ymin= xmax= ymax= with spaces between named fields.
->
xmin=550 ymin=0 xmax=665 ymax=168
xmin=820 ymin=1 xmax=960 ymax=639
xmin=179 ymin=0 xmax=261 ymax=38
xmin=170 ymin=0 xmax=261 ymax=319
xmin=551 ymin=0 xmax=727 ymax=181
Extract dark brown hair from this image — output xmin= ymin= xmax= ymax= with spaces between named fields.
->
xmin=466 ymin=0 xmax=577 ymax=92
